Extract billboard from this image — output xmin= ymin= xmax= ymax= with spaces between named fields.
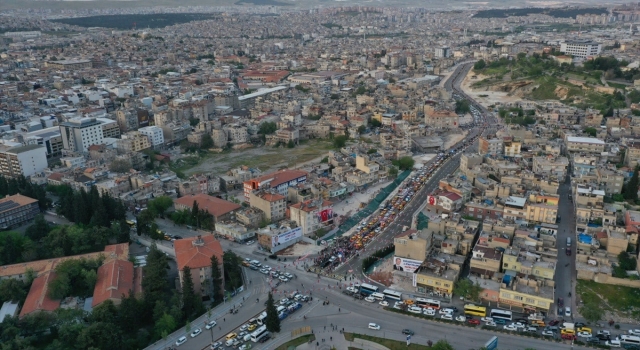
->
xmin=427 ymin=195 xmax=437 ymax=206
xmin=393 ymin=256 xmax=422 ymax=273
xmin=317 ymin=208 xmax=333 ymax=222
xmin=271 ymin=227 xmax=303 ymax=248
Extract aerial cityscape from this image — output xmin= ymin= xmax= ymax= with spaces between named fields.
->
xmin=3 ymin=1 xmax=640 ymax=350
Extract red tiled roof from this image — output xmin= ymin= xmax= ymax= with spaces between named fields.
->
xmin=174 ymin=194 xmax=241 ymax=218
xmin=175 ymin=235 xmax=223 ymax=271
xmin=92 ymin=259 xmax=135 ymax=307
xmin=19 ymin=271 xmax=61 ymax=318
xmin=442 ymin=192 xmax=462 ymax=201
xmin=47 ymin=172 xmax=63 ymax=181
xmin=259 ymin=193 xmax=285 ymax=202
xmin=244 ymin=169 xmax=308 ymax=189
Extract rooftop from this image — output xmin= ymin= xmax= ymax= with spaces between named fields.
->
xmin=174 ymin=194 xmax=241 ymax=218
xmin=175 ymin=235 xmax=223 ymax=271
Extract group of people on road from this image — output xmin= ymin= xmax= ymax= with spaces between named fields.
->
xmin=313 ymin=236 xmax=358 ymax=273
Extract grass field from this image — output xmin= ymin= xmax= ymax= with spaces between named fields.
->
xmin=174 ymin=139 xmax=334 ymax=176
xmin=577 ymin=280 xmax=640 ymax=319
xmin=344 ymin=333 xmax=439 ymax=350
xmin=275 ymin=334 xmax=315 ymax=350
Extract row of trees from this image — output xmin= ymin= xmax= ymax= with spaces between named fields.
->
xmin=0 ymin=216 xmax=129 ymax=266
xmin=49 ymin=184 xmax=126 ymax=228
xmin=0 ymin=175 xmax=48 ymax=210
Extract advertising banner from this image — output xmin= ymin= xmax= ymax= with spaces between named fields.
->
xmin=272 ymin=227 xmax=303 ymax=248
xmin=393 ymin=256 xmax=422 ymax=273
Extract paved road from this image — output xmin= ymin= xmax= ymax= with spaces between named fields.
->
xmin=555 ymin=175 xmax=577 ymax=320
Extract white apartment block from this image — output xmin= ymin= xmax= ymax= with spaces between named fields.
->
xmin=138 ymin=126 xmax=165 ymax=147
xmin=0 ymin=144 xmax=48 ymax=178
xmin=59 ymin=117 xmax=105 ymax=152
xmin=559 ymin=42 xmax=602 ymax=58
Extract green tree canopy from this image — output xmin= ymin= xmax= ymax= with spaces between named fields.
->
xmin=473 ymin=59 xmax=486 ymax=70
xmin=258 ymin=121 xmax=277 ymax=135
xmin=265 ymin=292 xmax=281 ymax=333
xmin=333 ymin=135 xmax=348 ymax=149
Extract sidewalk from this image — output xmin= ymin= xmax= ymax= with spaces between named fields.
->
xmin=295 ymin=333 xmax=391 ymax=350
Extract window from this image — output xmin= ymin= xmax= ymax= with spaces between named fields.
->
xmin=526 ymin=298 xmax=535 ymax=304
xmin=514 ymin=296 xmax=523 ymax=301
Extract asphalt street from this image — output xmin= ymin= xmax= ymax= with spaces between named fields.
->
xmin=554 ymin=176 xmax=577 ymax=320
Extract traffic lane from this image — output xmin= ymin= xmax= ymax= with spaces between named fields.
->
xmin=311 ymin=287 xmax=587 ymax=350
xmin=554 ymin=182 xmax=576 ymax=317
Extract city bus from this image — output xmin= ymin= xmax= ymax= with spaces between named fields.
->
xmin=250 ymin=325 xmax=268 ymax=343
xmin=359 ymin=283 xmax=379 ymax=296
xmin=490 ymin=309 xmax=513 ymax=321
xmin=415 ymin=298 xmax=440 ymax=310
xmin=463 ymin=304 xmax=487 ymax=317
xmin=382 ymin=289 xmax=402 ymax=301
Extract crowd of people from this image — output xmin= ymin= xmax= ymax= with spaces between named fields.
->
xmin=313 ymin=236 xmax=360 ymax=273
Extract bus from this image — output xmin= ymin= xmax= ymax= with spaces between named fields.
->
xmin=463 ymin=304 xmax=487 ymax=317
xmin=382 ymin=289 xmax=402 ymax=301
xmin=620 ymin=335 xmax=640 ymax=345
xmin=250 ymin=325 xmax=268 ymax=343
xmin=359 ymin=283 xmax=379 ymax=296
xmin=490 ymin=309 xmax=513 ymax=321
xmin=415 ymin=298 xmax=440 ymax=310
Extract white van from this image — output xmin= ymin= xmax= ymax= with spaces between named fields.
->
xmin=566 ymin=237 xmax=571 ymax=247
xmin=276 ymin=306 xmax=286 ymax=314
xmin=371 ymin=292 xmax=385 ymax=301
xmin=243 ymin=334 xmax=252 ymax=342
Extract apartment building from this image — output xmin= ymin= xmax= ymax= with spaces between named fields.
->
xmin=532 ymin=156 xmax=569 ymax=177
xmin=216 ymin=222 xmax=256 ymax=242
xmin=0 ymin=144 xmax=47 ymax=178
xmin=499 ymin=277 xmax=555 ymax=312
xmin=394 ymin=229 xmax=432 ymax=263
xmin=138 ymin=126 xmax=165 ymax=147
xmin=469 ymin=244 xmax=503 ymax=278
xmin=596 ymin=167 xmax=624 ymax=195
xmin=502 ymin=196 xmax=527 ymax=224
xmin=243 ymin=169 xmax=307 ymax=202
xmin=565 ymin=136 xmax=605 ymax=154
xmin=560 ymin=42 xmax=602 ymax=58
xmin=503 ymin=139 xmax=521 ymax=157
xmin=59 ymin=117 xmax=105 ymax=152
xmin=249 ymin=191 xmax=286 ymax=222
xmin=625 ymin=140 xmax=640 ymax=167
xmin=97 ymin=118 xmax=121 ymax=139
xmin=414 ymin=251 xmax=462 ymax=297
xmin=478 ymin=137 xmax=503 ymax=156
xmin=289 ymin=199 xmax=333 ymax=235
xmin=117 ymin=131 xmax=151 ymax=153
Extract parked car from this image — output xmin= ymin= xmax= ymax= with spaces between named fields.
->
xmin=379 ymin=300 xmax=389 ymax=307
xmin=629 ymin=329 xmax=640 ymax=335
xmin=494 ymin=318 xmax=507 ymax=325
xmin=423 ymin=308 xmax=436 ymax=316
xmin=605 ymin=339 xmax=621 ymax=347
xmin=440 ymin=314 xmax=453 ymax=320
xmin=409 ymin=306 xmax=422 ymax=314
xmin=402 ymin=329 xmax=415 ymax=335
xmin=548 ymin=320 xmax=560 ymax=326
xmin=368 ymin=323 xmax=381 ymax=330
xmin=557 ymin=297 xmax=564 ymax=308
xmin=455 ymin=315 xmax=466 ymax=322
xmin=481 ymin=317 xmax=493 ymax=323
xmin=586 ymin=337 xmax=600 ymax=344
xmin=364 ymin=296 xmax=375 ymax=303
xmin=504 ymin=324 xmax=518 ymax=331
xmin=468 ymin=319 xmax=481 ymax=326
xmin=577 ymin=331 xmax=592 ymax=338
xmin=542 ymin=330 xmax=555 ymax=337
xmin=485 ymin=321 xmax=497 ymax=327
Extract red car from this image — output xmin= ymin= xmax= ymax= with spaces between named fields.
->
xmin=467 ymin=319 xmax=481 ymax=325
xmin=561 ymin=334 xmax=576 ymax=340
xmin=566 ymin=247 xmax=571 ymax=256
xmin=548 ymin=320 xmax=559 ymax=326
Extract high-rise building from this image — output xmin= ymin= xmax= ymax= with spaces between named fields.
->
xmin=559 ymin=42 xmax=602 ymax=58
xmin=59 ymin=117 xmax=105 ymax=152
xmin=138 ymin=126 xmax=164 ymax=147
xmin=0 ymin=144 xmax=47 ymax=178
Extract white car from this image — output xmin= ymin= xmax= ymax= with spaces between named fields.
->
xmin=629 ymin=329 xmax=640 ymax=335
xmin=440 ymin=314 xmax=453 ymax=320
xmin=190 ymin=328 xmax=202 ymax=338
xmin=175 ymin=336 xmax=187 ymax=346
xmin=379 ymin=300 xmax=389 ymax=307
xmin=481 ymin=317 xmax=493 ymax=323
xmin=542 ymin=330 xmax=554 ymax=336
xmin=205 ymin=320 xmax=217 ymax=330
xmin=263 ymin=265 xmax=271 ymax=271
xmin=606 ymin=339 xmax=621 ymax=347
xmin=438 ymin=308 xmax=452 ymax=315
xmin=513 ymin=322 xmax=526 ymax=330
xmin=368 ymin=323 xmax=381 ymax=330
xmin=239 ymin=324 xmax=248 ymax=332
xmin=364 ymin=296 xmax=375 ymax=303
xmin=504 ymin=324 xmax=518 ymax=331
xmin=393 ymin=302 xmax=403 ymax=310
xmin=239 ymin=345 xmax=252 ymax=350
xmin=347 ymin=287 xmax=357 ymax=293
xmin=455 ymin=315 xmax=466 ymax=322
xmin=279 ymin=298 xmax=289 ymax=305
xmin=577 ymin=331 xmax=592 ymax=338
xmin=485 ymin=321 xmax=497 ymax=327
xmin=279 ymin=276 xmax=289 ymax=282
xmin=408 ymin=306 xmax=422 ymax=314
xmin=423 ymin=308 xmax=436 ymax=316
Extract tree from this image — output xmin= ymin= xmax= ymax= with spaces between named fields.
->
xmin=455 ymin=99 xmax=471 ymax=115
xmin=583 ymin=127 xmax=597 ymax=137
xmin=25 ymin=214 xmax=50 ymax=242
xmin=388 ymin=166 xmax=398 ymax=178
xmin=155 ymin=313 xmax=177 ymax=339
xmin=201 ymin=133 xmax=214 ymax=149
xmin=264 ymin=292 xmax=280 ymax=333
xmin=142 ymin=244 xmax=169 ymax=315
xmin=454 ymin=279 xmax=482 ymax=302
xmin=148 ymin=196 xmax=173 ymax=218
xmin=333 ymin=135 xmax=348 ymax=149
xmin=369 ymin=118 xmax=382 ymax=128
xmin=109 ymin=158 xmax=132 ymax=173
xmin=473 ymin=59 xmax=486 ymax=70
xmin=181 ymin=267 xmax=203 ymax=321
xmin=287 ymin=140 xmax=295 ymax=148
xmin=258 ymin=122 xmax=277 ymax=135
xmin=624 ymin=165 xmax=640 ymax=201
xmin=357 ymin=125 xmax=366 ymax=134
xmin=222 ymin=251 xmax=243 ymax=291
xmin=394 ymin=156 xmax=415 ymax=171
xmin=431 ymin=340 xmax=455 ymax=350
xmin=580 ymin=304 xmax=604 ymax=323
xmin=0 ymin=278 xmax=28 ymax=304
xmin=210 ymin=255 xmax=223 ymax=303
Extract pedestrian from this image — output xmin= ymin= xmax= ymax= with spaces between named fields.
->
xmin=330 ymin=337 xmax=333 ymax=341
xmin=224 ymin=318 xmax=225 ymax=322
xmin=324 ymin=326 xmax=326 ymax=330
